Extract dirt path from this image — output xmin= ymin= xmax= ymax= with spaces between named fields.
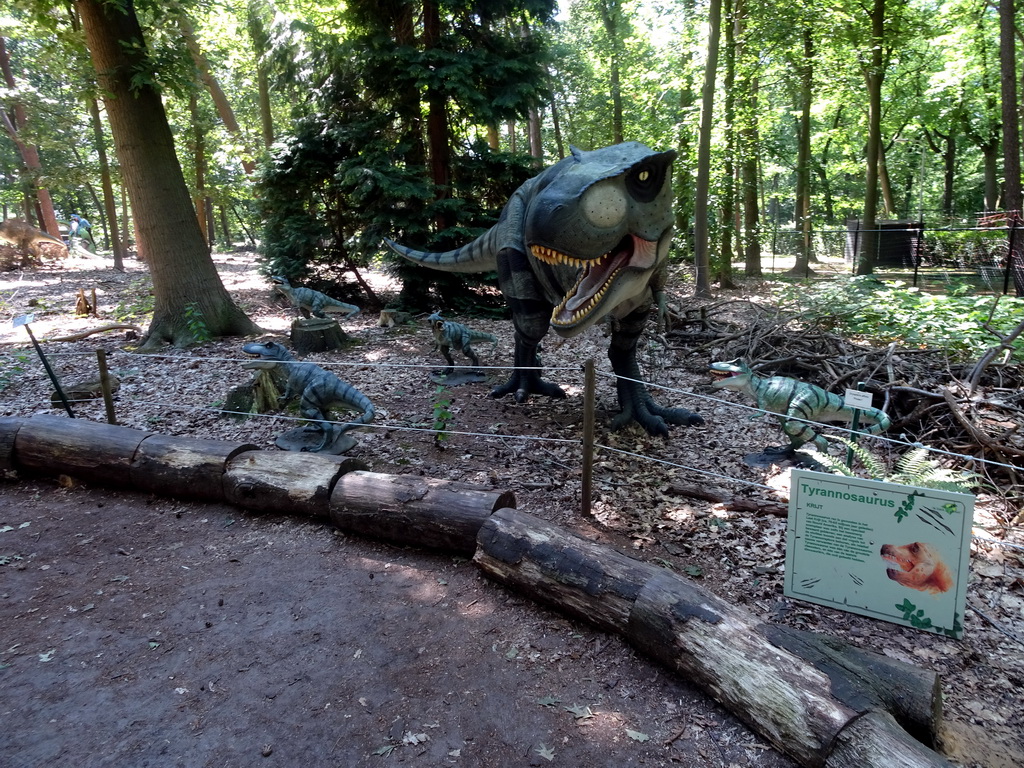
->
xmin=0 ymin=479 xmax=796 ymax=768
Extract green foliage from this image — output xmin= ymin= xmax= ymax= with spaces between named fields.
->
xmin=112 ymin=278 xmax=155 ymax=321
xmin=818 ymin=437 xmax=981 ymax=493
xmin=431 ymin=385 xmax=453 ymax=448
xmin=183 ymin=301 xmax=212 ymax=344
xmin=257 ymin=1 xmax=552 ymax=312
xmin=0 ymin=350 xmax=30 ymax=392
xmin=773 ymin=277 xmax=1024 ymax=361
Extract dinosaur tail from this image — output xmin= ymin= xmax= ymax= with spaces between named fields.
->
xmin=383 ymin=226 xmax=500 ymax=274
xmin=858 ymin=409 xmax=891 ymax=436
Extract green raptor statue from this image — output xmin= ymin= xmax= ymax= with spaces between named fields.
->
xmin=242 ymin=340 xmax=374 ymax=452
xmin=271 ymin=276 xmax=360 ymax=320
xmin=385 ymin=142 xmax=702 ymax=436
xmin=710 ymin=360 xmax=890 ymax=454
xmin=428 ymin=312 xmax=497 ymax=374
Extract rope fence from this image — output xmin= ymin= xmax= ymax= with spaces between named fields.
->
xmin=3 ymin=344 xmax=1020 ymax=555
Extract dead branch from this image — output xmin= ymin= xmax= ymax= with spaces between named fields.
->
xmin=46 ymin=323 xmax=142 ymax=342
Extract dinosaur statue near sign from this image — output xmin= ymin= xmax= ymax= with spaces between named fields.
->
xmin=710 ymin=359 xmax=890 ymax=455
xmin=385 ymin=142 xmax=701 ymax=436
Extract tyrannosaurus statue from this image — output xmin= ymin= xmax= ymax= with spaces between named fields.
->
xmin=710 ymin=360 xmax=890 ymax=455
xmin=271 ymin=276 xmax=360 ymax=320
xmin=242 ymin=340 xmax=374 ymax=452
xmin=385 ymin=142 xmax=702 ymax=436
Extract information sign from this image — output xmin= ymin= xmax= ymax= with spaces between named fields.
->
xmin=785 ymin=469 xmax=973 ymax=638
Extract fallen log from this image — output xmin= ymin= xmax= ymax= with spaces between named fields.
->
xmin=0 ymin=417 xmax=25 ymax=473
xmin=331 ymin=470 xmax=515 ymax=555
xmin=130 ymin=434 xmax=259 ymax=502
xmin=475 ymin=508 xmax=952 ymax=768
xmin=223 ymin=450 xmax=367 ymax=518
xmin=13 ymin=414 xmax=151 ymax=486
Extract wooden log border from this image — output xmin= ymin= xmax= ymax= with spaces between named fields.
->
xmin=0 ymin=415 xmax=953 ymax=768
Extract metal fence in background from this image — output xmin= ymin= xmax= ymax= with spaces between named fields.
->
xmin=763 ymin=213 xmax=1024 ymax=295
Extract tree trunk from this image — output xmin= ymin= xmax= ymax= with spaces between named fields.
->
xmin=999 ymin=0 xmax=1021 ymax=213
xmin=0 ymin=37 xmax=61 ymax=238
xmin=791 ymin=28 xmax=814 ymax=276
xmin=422 ymin=0 xmax=451 ymax=230
xmin=737 ymin=3 xmax=762 ymax=277
xmin=75 ymin=0 xmax=262 ymax=349
xmin=856 ymin=0 xmax=886 ymax=275
xmin=693 ymin=0 xmax=722 ymax=298
xmin=597 ymin=0 xmax=625 ymax=145
xmin=179 ymin=14 xmax=256 ymax=175
xmin=717 ymin=0 xmax=737 ymax=289
xmin=87 ymin=98 xmax=125 ymax=270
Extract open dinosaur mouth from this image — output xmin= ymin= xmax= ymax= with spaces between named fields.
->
xmin=531 ymin=234 xmax=657 ymax=327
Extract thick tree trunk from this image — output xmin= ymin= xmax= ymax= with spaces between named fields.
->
xmin=75 ymin=0 xmax=261 ymax=349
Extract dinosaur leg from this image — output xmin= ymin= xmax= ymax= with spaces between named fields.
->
xmin=438 ymin=346 xmax=456 ymax=376
xmin=298 ymin=397 xmax=333 ymax=452
xmin=607 ymin=307 xmax=703 ymax=436
xmin=490 ymin=305 xmax=566 ymax=402
xmin=462 ymin=345 xmax=481 ymax=372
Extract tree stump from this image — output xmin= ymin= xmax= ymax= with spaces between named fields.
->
xmin=290 ymin=317 xmax=347 ymax=355
xmin=331 ymin=471 xmax=515 ymax=555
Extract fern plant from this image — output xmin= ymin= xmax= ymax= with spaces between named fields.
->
xmin=817 ymin=438 xmax=980 ymax=493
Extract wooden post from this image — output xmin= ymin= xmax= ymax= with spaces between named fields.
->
xmin=96 ymin=349 xmax=117 ymax=424
xmin=581 ymin=358 xmax=596 ymax=516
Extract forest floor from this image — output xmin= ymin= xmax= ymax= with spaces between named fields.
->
xmin=0 ymin=247 xmax=1022 ymax=768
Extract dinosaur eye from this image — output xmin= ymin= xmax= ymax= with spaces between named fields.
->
xmin=626 ymin=161 xmax=667 ymax=203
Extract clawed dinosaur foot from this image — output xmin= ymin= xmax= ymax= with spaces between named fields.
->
xmin=491 ymin=370 xmax=566 ymax=403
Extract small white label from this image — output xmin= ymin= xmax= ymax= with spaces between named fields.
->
xmin=13 ymin=313 xmax=35 ymax=328
xmin=844 ymin=389 xmax=874 ymax=410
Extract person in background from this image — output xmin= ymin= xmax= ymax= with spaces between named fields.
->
xmin=69 ymin=213 xmax=95 ymax=252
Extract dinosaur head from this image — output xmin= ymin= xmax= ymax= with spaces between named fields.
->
xmin=525 ymin=142 xmax=677 ymax=337
xmin=709 ymin=360 xmax=753 ymax=391
xmin=241 ymin=340 xmax=293 ymax=369
xmin=270 ymin=275 xmax=291 ymax=288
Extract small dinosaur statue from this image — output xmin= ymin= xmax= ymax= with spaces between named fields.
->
xmin=0 ymin=218 xmax=68 ymax=258
xmin=242 ymin=340 xmax=374 ymax=451
xmin=271 ymin=276 xmax=360 ymax=320
xmin=428 ymin=312 xmax=497 ymax=374
xmin=710 ymin=360 xmax=890 ymax=454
